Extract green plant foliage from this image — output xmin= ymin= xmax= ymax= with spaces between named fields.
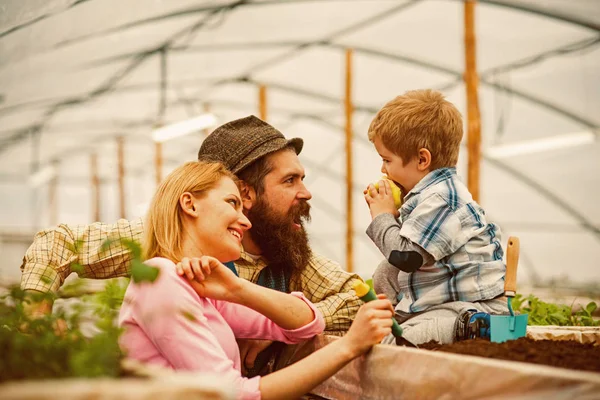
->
xmin=0 ymin=286 xmax=123 ymax=382
xmin=130 ymin=259 xmax=160 ymax=283
xmin=0 ymin=238 xmax=158 ymax=383
xmin=512 ymin=294 xmax=599 ymax=326
xmin=101 ymin=238 xmax=159 ymax=283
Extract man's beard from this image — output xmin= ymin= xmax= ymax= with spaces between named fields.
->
xmin=247 ymin=197 xmax=312 ymax=277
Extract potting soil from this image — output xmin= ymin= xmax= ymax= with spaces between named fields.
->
xmin=420 ymin=337 xmax=600 ymax=373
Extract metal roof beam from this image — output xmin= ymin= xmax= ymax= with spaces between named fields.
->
xmin=0 ymin=3 xmax=245 ymax=154
xmin=477 ymin=0 xmax=600 ymax=32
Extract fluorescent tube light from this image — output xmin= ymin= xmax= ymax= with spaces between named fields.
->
xmin=28 ymin=165 xmax=58 ymax=187
xmin=152 ymin=114 xmax=217 ymax=143
xmin=484 ymin=131 xmax=595 ymax=159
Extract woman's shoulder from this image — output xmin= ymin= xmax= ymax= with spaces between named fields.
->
xmin=140 ymin=258 xmax=220 ymax=312
xmin=129 ymin=257 xmax=200 ymax=301
xmin=144 ymin=257 xmax=178 ymax=271
xmin=138 ymin=257 xmax=182 ymax=286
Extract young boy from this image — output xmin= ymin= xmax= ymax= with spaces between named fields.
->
xmin=364 ymin=89 xmax=507 ymax=345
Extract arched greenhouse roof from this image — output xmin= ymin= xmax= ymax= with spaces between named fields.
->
xmin=0 ymin=0 xmax=599 ymax=288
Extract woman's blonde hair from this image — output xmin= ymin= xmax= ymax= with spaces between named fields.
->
xmin=143 ymin=161 xmax=236 ymax=261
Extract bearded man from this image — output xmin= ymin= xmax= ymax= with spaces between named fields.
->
xmin=20 ymin=115 xmax=363 ymax=376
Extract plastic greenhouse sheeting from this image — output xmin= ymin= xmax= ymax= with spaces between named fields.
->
xmin=0 ymin=0 xmax=599 ymax=287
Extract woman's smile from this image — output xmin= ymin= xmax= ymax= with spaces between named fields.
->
xmin=228 ymin=228 xmax=243 ymax=243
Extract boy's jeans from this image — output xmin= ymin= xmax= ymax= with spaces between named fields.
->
xmin=375 ymin=260 xmax=508 ymax=345
xmin=381 ymin=298 xmax=508 ymax=345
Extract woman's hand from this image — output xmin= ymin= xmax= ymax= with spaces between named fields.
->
xmin=237 ymin=339 xmax=274 ymax=376
xmin=178 ymin=256 xmax=242 ymax=302
xmin=177 ymin=257 xmax=217 ymax=281
xmin=342 ymin=294 xmax=394 ymax=357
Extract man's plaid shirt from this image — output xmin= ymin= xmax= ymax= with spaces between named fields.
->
xmin=20 ymin=218 xmax=362 ymax=333
xmin=367 ymin=167 xmax=506 ymax=314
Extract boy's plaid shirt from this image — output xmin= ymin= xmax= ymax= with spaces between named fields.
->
xmin=20 ymin=218 xmax=362 ymax=334
xmin=368 ymin=167 xmax=506 ymax=313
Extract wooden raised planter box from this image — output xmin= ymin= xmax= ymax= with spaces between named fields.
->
xmin=279 ymin=328 xmax=600 ymax=400
xmin=0 ymin=378 xmax=234 ymax=400
xmin=4 ymin=286 xmax=599 ymax=400
xmin=0 ymin=360 xmax=235 ymax=400
xmin=526 ymin=325 xmax=600 ymax=344
xmin=2 ymin=328 xmax=598 ymax=400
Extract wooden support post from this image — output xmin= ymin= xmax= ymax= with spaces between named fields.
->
xmin=117 ymin=136 xmax=126 ymax=219
xmin=259 ymin=85 xmax=267 ymax=121
xmin=48 ymin=163 xmax=58 ymax=226
xmin=203 ymin=102 xmax=211 ymax=136
xmin=345 ymin=49 xmax=354 ymax=273
xmin=91 ymin=154 xmax=100 ymax=222
xmin=464 ymin=0 xmax=481 ymax=202
xmin=155 ymin=142 xmax=163 ymax=186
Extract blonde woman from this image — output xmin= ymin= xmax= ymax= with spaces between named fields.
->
xmin=119 ymin=161 xmax=394 ymax=400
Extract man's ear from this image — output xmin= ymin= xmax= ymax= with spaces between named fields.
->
xmin=417 ymin=148 xmax=432 ymax=171
xmin=238 ymin=181 xmax=256 ymax=211
xmin=179 ymin=192 xmax=198 ymax=217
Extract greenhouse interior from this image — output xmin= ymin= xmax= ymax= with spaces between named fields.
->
xmin=1 ymin=1 xmax=599 ymax=399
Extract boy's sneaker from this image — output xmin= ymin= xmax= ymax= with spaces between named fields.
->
xmin=455 ymin=309 xmax=491 ymax=341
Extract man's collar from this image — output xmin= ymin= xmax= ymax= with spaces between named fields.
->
xmin=239 ymin=248 xmax=267 ymax=266
xmin=404 ymin=167 xmax=456 ymax=202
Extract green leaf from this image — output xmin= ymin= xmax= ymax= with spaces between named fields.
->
xmin=71 ymin=263 xmax=84 ymax=275
xmin=100 ymin=238 xmax=118 ymax=253
xmin=511 ymin=293 xmax=524 ymax=311
xmin=65 ymin=239 xmax=84 ymax=254
xmin=585 ymin=302 xmax=597 ymax=315
xmin=181 ymin=310 xmax=197 ymax=322
xmin=121 ymin=239 xmax=143 ymax=261
xmin=549 ymin=312 xmax=568 ymax=324
xmin=60 ymin=279 xmax=86 ymax=298
xmin=101 ymin=238 xmax=142 ymax=261
xmin=131 ymin=260 xmax=160 ymax=283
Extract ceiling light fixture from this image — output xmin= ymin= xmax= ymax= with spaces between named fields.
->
xmin=152 ymin=113 xmax=218 ymax=143
xmin=484 ymin=131 xmax=595 ymax=159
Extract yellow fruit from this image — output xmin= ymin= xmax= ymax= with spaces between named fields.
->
xmin=374 ymin=177 xmax=403 ymax=209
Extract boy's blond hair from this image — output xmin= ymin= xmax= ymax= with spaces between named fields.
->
xmin=368 ymin=89 xmax=463 ymax=170
xmin=143 ymin=161 xmax=236 ymax=261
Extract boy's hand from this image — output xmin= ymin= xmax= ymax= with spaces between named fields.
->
xmin=364 ymin=180 xmax=400 ymax=219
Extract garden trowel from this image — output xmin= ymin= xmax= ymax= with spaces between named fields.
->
xmin=353 ymin=281 xmax=418 ymax=348
xmin=490 ymin=237 xmax=528 ymax=343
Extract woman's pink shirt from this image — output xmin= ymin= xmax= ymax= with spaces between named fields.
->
xmin=118 ymin=257 xmax=325 ymax=400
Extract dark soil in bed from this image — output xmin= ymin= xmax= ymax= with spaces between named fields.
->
xmin=420 ymin=337 xmax=600 ymax=373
